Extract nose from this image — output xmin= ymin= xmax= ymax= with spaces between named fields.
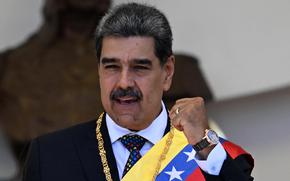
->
xmin=117 ymin=68 xmax=134 ymax=89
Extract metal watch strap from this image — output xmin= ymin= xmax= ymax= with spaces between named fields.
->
xmin=192 ymin=138 xmax=210 ymax=152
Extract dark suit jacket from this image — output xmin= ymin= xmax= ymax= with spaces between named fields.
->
xmin=23 ymin=114 xmax=254 ymax=181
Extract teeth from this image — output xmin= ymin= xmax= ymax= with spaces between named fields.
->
xmin=116 ymin=98 xmax=137 ymax=104
xmin=120 ymin=97 xmax=134 ymax=101
xmin=118 ymin=97 xmax=137 ymax=101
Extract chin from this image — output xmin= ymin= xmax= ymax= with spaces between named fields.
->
xmin=116 ymin=115 xmax=145 ymax=131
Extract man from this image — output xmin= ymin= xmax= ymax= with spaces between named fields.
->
xmin=23 ymin=3 xmax=253 ymax=181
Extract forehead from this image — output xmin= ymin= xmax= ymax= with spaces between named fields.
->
xmin=100 ymin=36 xmax=158 ymax=63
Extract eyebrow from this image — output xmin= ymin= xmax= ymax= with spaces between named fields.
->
xmin=133 ymin=59 xmax=152 ymax=66
xmin=100 ymin=57 xmax=153 ymax=66
xmin=100 ymin=58 xmax=119 ymax=64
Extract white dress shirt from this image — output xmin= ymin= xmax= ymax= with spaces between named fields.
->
xmin=106 ymin=101 xmax=226 ymax=179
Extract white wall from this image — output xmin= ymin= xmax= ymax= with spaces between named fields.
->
xmin=1 ymin=0 xmax=290 ymax=100
xmin=0 ymin=0 xmax=42 ymax=51
xmin=0 ymin=131 xmax=18 ymax=180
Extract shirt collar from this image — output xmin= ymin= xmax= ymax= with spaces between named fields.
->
xmin=106 ymin=101 xmax=168 ymax=145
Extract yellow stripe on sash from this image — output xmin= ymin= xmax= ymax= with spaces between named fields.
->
xmin=122 ymin=129 xmax=188 ymax=181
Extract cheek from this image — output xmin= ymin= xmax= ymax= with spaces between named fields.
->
xmin=140 ymin=76 xmax=164 ymax=100
xmin=99 ymin=77 xmax=113 ymax=99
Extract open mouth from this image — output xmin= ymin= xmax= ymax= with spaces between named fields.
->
xmin=110 ymin=87 xmax=142 ymax=105
xmin=115 ymin=97 xmax=139 ymax=105
xmin=115 ymin=96 xmax=139 ymax=105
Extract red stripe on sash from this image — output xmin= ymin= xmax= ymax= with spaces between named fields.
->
xmin=222 ymin=140 xmax=254 ymax=167
xmin=222 ymin=140 xmax=248 ymax=159
xmin=186 ymin=167 xmax=205 ymax=181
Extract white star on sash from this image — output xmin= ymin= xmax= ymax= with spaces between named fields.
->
xmin=184 ymin=149 xmax=196 ymax=162
xmin=165 ymin=166 xmax=184 ymax=181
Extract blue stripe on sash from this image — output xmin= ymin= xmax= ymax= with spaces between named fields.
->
xmin=156 ymin=145 xmax=199 ymax=181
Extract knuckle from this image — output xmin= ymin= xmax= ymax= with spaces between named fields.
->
xmin=194 ymin=97 xmax=204 ymax=105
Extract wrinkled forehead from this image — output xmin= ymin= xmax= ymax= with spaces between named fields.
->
xmin=100 ymin=36 xmax=157 ymax=61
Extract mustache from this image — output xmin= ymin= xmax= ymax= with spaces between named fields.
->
xmin=110 ymin=87 xmax=143 ymax=101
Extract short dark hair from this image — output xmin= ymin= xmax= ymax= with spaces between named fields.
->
xmin=95 ymin=3 xmax=173 ymax=65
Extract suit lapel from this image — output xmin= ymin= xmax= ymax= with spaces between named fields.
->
xmin=164 ymin=113 xmax=171 ymax=136
xmin=72 ymin=120 xmax=101 ymax=181
xmin=72 ymin=115 xmax=119 ymax=181
xmin=100 ymin=113 xmax=120 ymax=181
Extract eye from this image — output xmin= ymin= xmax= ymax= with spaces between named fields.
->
xmin=104 ymin=64 xmax=120 ymax=69
xmin=134 ymin=65 xmax=150 ymax=70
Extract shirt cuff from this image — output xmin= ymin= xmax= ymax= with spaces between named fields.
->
xmin=194 ymin=142 xmax=227 ymax=175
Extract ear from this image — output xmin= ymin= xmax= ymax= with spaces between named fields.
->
xmin=162 ymin=55 xmax=175 ymax=91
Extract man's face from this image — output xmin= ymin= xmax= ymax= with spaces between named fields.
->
xmin=98 ymin=36 xmax=174 ymax=130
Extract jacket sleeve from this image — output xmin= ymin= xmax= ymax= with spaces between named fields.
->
xmin=202 ymin=154 xmax=254 ymax=181
xmin=22 ymin=139 xmax=41 ymax=181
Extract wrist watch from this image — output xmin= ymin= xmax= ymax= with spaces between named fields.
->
xmin=192 ymin=129 xmax=219 ymax=152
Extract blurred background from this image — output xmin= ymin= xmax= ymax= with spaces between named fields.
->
xmin=0 ymin=0 xmax=289 ymax=180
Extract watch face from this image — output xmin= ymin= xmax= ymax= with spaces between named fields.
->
xmin=207 ymin=130 xmax=219 ymax=144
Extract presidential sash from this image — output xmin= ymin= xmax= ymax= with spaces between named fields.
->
xmin=122 ymin=129 xmax=253 ymax=181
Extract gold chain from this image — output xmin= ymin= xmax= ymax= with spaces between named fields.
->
xmin=95 ymin=112 xmax=174 ymax=181
xmin=151 ymin=123 xmax=174 ymax=181
xmin=96 ymin=113 xmax=113 ymax=181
